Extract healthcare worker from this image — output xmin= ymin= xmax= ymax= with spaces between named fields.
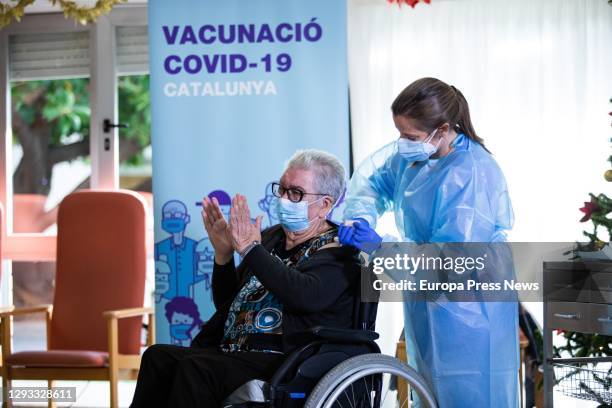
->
xmin=340 ymin=77 xmax=519 ymax=407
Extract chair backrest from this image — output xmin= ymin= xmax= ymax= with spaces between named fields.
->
xmin=49 ymin=190 xmax=147 ymax=354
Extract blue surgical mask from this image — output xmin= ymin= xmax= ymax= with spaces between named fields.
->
xmin=397 ymin=129 xmax=441 ymax=162
xmin=273 ymin=197 xmax=325 ymax=232
xmin=162 ymin=217 xmax=186 ymax=233
xmin=170 ymin=323 xmax=191 ymax=340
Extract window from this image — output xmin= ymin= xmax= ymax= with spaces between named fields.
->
xmin=0 ymin=7 xmax=150 ymax=343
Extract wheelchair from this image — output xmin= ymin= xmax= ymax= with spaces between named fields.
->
xmin=223 ymin=298 xmax=438 ymax=408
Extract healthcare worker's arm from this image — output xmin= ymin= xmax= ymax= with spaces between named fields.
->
xmin=429 ymin=153 xmax=513 ymax=242
xmin=344 ymin=141 xmax=403 ymax=228
xmin=242 ymin=245 xmax=358 ymax=313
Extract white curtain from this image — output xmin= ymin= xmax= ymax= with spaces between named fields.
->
xmin=348 ymin=0 xmax=612 ymax=356
xmin=348 ymin=0 xmax=612 ymax=241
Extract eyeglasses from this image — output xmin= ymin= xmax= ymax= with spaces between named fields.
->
xmin=271 ymin=182 xmax=329 ymax=203
xmin=163 ymin=211 xmax=187 ymax=219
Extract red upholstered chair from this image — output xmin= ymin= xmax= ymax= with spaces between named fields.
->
xmin=0 ymin=190 xmax=154 ymax=408
xmin=0 ymin=201 xmax=14 ymax=373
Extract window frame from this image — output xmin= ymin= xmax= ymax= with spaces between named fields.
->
xmin=0 ymin=6 xmax=148 ymax=265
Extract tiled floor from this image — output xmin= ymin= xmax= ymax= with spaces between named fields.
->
xmin=7 ymin=320 xmax=601 ymax=407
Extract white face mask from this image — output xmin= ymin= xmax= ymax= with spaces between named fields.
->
xmin=397 ymin=129 xmax=442 ymax=162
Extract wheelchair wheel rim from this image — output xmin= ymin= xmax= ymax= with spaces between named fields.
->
xmin=307 ymin=354 xmax=437 ymax=408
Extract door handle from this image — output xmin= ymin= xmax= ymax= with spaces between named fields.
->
xmin=103 ymin=119 xmax=129 ymax=133
xmin=553 ymin=313 xmax=581 ymax=320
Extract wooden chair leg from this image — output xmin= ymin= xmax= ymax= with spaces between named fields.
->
xmin=107 ymin=317 xmax=119 ymax=408
xmin=395 ymin=340 xmax=409 ymax=406
xmin=109 ymin=376 xmax=118 ymax=408
xmin=2 ymin=368 xmax=11 ymax=408
xmin=1 ymin=316 xmax=11 ymax=408
xmin=47 ymin=380 xmax=56 ymax=408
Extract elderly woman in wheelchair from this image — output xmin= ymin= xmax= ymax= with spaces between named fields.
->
xmin=130 ymin=149 xmax=436 ymax=408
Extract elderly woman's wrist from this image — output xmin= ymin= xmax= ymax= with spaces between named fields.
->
xmin=238 ymin=240 xmax=261 ymax=258
xmin=214 ymin=251 xmax=234 ymax=265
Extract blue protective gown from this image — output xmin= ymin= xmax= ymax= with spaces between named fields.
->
xmin=344 ymin=134 xmax=519 ymax=408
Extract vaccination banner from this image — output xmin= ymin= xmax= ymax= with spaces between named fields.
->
xmin=149 ymin=0 xmax=350 ymax=344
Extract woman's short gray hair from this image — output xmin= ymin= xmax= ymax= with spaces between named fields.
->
xmin=284 ymin=149 xmax=346 ymax=203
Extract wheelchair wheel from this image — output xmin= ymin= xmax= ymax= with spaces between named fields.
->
xmin=304 ymin=353 xmax=437 ymax=408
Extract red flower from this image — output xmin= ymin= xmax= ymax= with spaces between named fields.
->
xmin=388 ymin=0 xmax=431 ymax=8
xmin=579 ymin=198 xmax=599 ymax=222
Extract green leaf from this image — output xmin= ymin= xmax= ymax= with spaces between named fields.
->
xmin=69 ymin=113 xmax=81 ymax=130
xmin=42 ymin=106 xmax=61 ymax=121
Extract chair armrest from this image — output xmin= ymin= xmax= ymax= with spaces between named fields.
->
xmin=301 ymin=326 xmax=379 ymax=343
xmin=0 ymin=304 xmax=52 ymax=318
xmin=0 ymin=305 xmax=53 ymax=361
xmin=269 ymin=340 xmax=326 ymax=388
xmin=270 ymin=327 xmax=380 ymax=390
xmin=104 ymin=307 xmax=155 ymax=350
xmin=103 ymin=307 xmax=153 ymax=320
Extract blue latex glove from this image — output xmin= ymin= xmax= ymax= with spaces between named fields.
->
xmin=338 ymin=224 xmax=355 ymax=246
xmin=339 ymin=218 xmax=382 ymax=254
xmin=352 ymin=218 xmax=382 ymax=254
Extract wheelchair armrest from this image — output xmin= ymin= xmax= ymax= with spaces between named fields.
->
xmin=269 ymin=340 xmax=326 ymax=388
xmin=306 ymin=326 xmax=379 ymax=343
xmin=269 ymin=327 xmax=379 ymax=389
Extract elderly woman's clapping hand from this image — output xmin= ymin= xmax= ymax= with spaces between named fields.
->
xmin=229 ymin=194 xmax=262 ymax=255
xmin=201 ymin=197 xmax=233 ymax=264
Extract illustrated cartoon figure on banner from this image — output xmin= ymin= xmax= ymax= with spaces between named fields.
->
xmin=155 ymin=200 xmax=206 ymax=299
xmin=195 ymin=238 xmax=213 ymax=290
xmin=207 ymin=188 xmax=258 ymax=224
xmin=208 ymin=190 xmax=231 ymax=220
xmin=258 ymin=181 xmax=280 ymax=228
xmin=154 ymin=255 xmax=171 ymax=303
xmin=165 ymin=296 xmax=203 ymax=346
xmin=191 ymin=237 xmax=216 ymax=321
